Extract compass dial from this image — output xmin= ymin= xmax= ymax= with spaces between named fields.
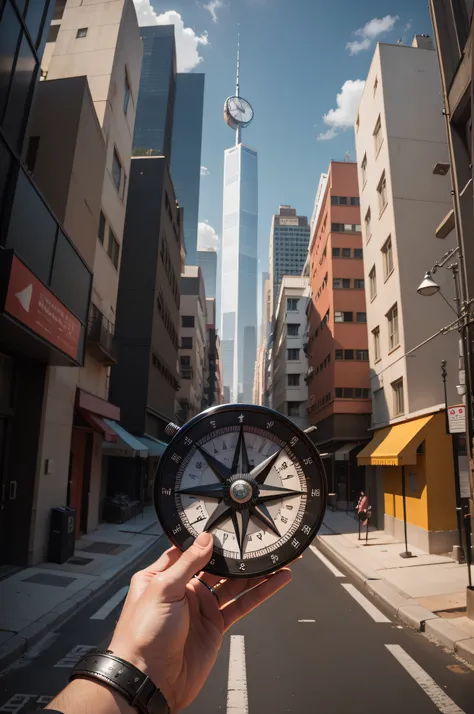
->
xmin=155 ymin=405 xmax=327 ymax=579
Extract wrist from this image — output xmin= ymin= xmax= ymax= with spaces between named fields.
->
xmin=47 ymin=679 xmax=135 ymax=714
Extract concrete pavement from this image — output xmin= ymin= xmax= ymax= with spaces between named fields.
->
xmin=317 ymin=510 xmax=474 ymax=667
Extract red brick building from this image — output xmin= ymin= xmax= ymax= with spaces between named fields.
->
xmin=305 ymin=161 xmax=371 ymax=504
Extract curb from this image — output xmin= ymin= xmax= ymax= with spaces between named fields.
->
xmin=316 ymin=532 xmax=474 ymax=668
xmin=0 ymin=534 xmax=166 ymax=671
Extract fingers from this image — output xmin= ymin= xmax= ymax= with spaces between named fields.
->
xmin=160 ymin=532 xmax=214 ymax=595
xmin=222 ymin=569 xmax=292 ymax=631
xmin=127 ymin=546 xmax=182 ymax=602
xmin=214 ymin=577 xmax=268 ymax=608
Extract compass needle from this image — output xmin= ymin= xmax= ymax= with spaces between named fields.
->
xmin=197 ymin=446 xmax=232 ymax=483
xmin=251 ymin=502 xmax=281 ymax=538
xmin=203 ymin=501 xmax=232 ymax=532
xmin=250 ymin=449 xmax=281 ymax=485
xmin=231 ymin=510 xmax=250 ymax=559
xmin=257 ymin=484 xmax=306 ymax=504
xmin=179 ymin=483 xmax=225 ymax=499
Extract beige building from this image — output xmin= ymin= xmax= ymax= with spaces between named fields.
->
xmin=355 ymin=36 xmax=460 ymax=553
xmin=25 ymin=0 xmax=143 ymax=562
xmin=179 ymin=267 xmax=207 ymax=422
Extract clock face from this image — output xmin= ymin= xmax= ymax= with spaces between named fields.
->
xmin=226 ymin=96 xmax=254 ymax=127
xmin=154 ymin=405 xmax=327 ymax=579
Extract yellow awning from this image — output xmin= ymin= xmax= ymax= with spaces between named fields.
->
xmin=357 ymin=415 xmax=433 ymax=467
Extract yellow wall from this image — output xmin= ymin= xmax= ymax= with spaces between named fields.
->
xmin=383 ymin=412 xmax=457 ymax=533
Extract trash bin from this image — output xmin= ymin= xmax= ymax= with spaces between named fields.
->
xmin=48 ymin=507 xmax=76 ymax=563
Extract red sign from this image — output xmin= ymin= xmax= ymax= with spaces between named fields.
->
xmin=5 ymin=256 xmax=81 ymax=360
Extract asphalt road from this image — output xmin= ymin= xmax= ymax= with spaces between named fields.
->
xmin=1 ymin=534 xmax=474 ymax=714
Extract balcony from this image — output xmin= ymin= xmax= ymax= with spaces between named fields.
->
xmin=87 ymin=313 xmax=117 ymax=366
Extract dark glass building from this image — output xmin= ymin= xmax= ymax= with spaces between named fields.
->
xmin=197 ymin=247 xmax=217 ymax=300
xmin=171 ymin=73 xmax=205 ymax=264
xmin=133 ymin=25 xmax=176 ymax=159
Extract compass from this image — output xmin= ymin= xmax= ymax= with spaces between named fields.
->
xmin=154 ymin=404 xmax=327 ymax=579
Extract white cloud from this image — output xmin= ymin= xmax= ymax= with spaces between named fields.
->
xmin=132 ymin=4 xmax=208 ymax=71
xmin=200 ymin=166 xmax=210 ymax=176
xmin=198 ymin=221 xmax=219 ymax=249
xmin=317 ymin=79 xmax=365 ymax=141
xmin=347 ymin=15 xmax=399 ymax=54
xmin=404 ymin=20 xmax=412 ymax=32
xmin=204 ymin=0 xmax=223 ymax=23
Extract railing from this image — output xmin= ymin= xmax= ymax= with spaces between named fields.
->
xmin=87 ymin=315 xmax=117 ymax=366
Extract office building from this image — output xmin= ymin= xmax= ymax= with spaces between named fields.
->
xmin=205 ymin=298 xmax=223 ymax=407
xmin=355 ymin=37 xmax=459 ymax=552
xmin=269 ymin=206 xmax=310 ymax=315
xmin=269 ymin=277 xmax=310 ymax=429
xmin=178 ymin=267 xmax=208 ymax=422
xmin=171 ymin=74 xmax=205 ymax=264
xmin=133 ymin=25 xmax=176 ymax=159
xmin=197 ymin=248 xmax=217 ymax=300
xmin=306 ymin=161 xmax=370 ymax=508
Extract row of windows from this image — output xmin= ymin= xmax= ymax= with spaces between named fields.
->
xmin=331 ymin=196 xmax=360 ymax=206
xmin=160 ymin=235 xmax=179 ymax=307
xmin=98 ymin=211 xmax=120 ymax=270
xmin=335 ymin=311 xmax=366 ymax=323
xmin=362 ymin=172 xmax=388 ymax=242
xmin=333 ymin=278 xmax=365 ymax=289
xmin=157 ymin=291 xmax=178 ymax=349
xmin=152 ymin=352 xmax=179 ymax=391
xmin=372 ymin=303 xmax=399 ymax=360
xmin=335 ymin=349 xmax=369 ymax=361
xmin=331 ymin=223 xmax=362 ymax=233
xmin=335 ymin=387 xmax=370 ymax=399
xmin=332 ymin=247 xmax=363 ymax=259
xmin=368 ymin=237 xmax=394 ymax=300
xmin=307 ymin=392 xmax=332 ymax=415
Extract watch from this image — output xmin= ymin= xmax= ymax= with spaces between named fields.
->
xmin=69 ymin=650 xmax=170 ymax=714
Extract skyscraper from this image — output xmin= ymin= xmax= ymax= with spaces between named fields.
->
xmin=171 ymin=74 xmax=205 ymax=264
xmin=269 ymin=206 xmax=310 ymax=315
xmin=197 ymin=248 xmax=217 ymax=299
xmin=133 ymin=26 xmax=176 ymax=158
xmin=220 ymin=36 xmax=258 ymax=402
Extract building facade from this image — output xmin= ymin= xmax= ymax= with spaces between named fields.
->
xmin=179 ymin=266 xmax=207 ymax=422
xmin=220 ymin=143 xmax=258 ymax=402
xmin=306 ymin=161 xmax=371 ymax=507
xmin=197 ymin=248 xmax=217 ymax=300
xmin=269 ymin=206 xmax=310 ymax=316
xmin=355 ymin=38 xmax=460 ymax=552
xmin=270 ymin=277 xmax=309 ymax=429
xmin=171 ymin=73 xmax=205 ymax=264
xmin=205 ymin=298 xmax=223 ymax=408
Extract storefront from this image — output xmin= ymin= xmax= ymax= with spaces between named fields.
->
xmin=357 ymin=411 xmax=458 ymax=554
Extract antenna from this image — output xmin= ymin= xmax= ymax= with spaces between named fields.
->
xmin=236 ymin=25 xmax=240 ymax=98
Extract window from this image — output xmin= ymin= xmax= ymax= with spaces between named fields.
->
xmin=331 ymin=223 xmax=343 ymax=232
xmin=112 ymin=148 xmax=122 ymax=193
xmin=332 ymin=247 xmax=340 ymax=258
xmin=392 ymin=379 xmax=405 ymax=416
xmin=344 ymin=349 xmax=354 ymax=360
xmin=354 ymin=279 xmax=364 ymax=289
xmin=356 ymin=349 xmax=369 ymax=360
xmin=356 ymin=312 xmax=367 ymax=323
xmin=372 ymin=327 xmax=380 ymax=361
xmin=342 ymin=248 xmax=351 ymax=258
xmin=350 ymin=197 xmax=360 ymax=206
xmin=335 ymin=388 xmax=343 ymax=398
xmin=373 ymin=76 xmax=378 ymax=95
xmin=25 ymin=136 xmax=39 ymax=173
xmin=287 ymin=402 xmax=301 ymax=417
xmin=374 ymin=115 xmax=383 ymax=153
xmin=382 ymin=236 xmax=394 ymax=279
xmin=365 ymin=208 xmax=372 ymax=242
xmin=355 ymin=388 xmax=371 ymax=398
xmin=98 ymin=211 xmax=106 ymax=244
xmin=287 ymin=348 xmax=300 ymax=361
xmin=369 ymin=266 xmax=376 ymax=300
xmin=288 ymin=374 xmax=300 ymax=387
xmin=287 ymin=323 xmax=299 ymax=336
xmin=124 ymin=69 xmax=131 ymax=114
xmin=361 ymin=154 xmax=367 ymax=186
xmin=76 ymin=27 xmax=88 ymax=38
xmin=181 ymin=315 xmax=195 ymax=328
xmin=333 ymin=278 xmax=350 ymax=289
xmin=343 ymin=388 xmax=354 ymax=398
xmin=331 ymin=195 xmax=339 ymax=205
xmin=377 ymin=171 xmax=387 ymax=212
xmin=354 ymin=248 xmax=363 ymax=259
xmin=335 ymin=349 xmax=343 ymax=360
xmin=180 ymin=356 xmax=191 ymax=367
xmin=107 ymin=228 xmax=120 ymax=269
xmin=335 ymin=311 xmax=353 ymax=323
xmin=339 ymin=196 xmax=348 ymax=205
xmin=181 ymin=336 xmax=193 ymax=349
xmin=287 ymin=298 xmax=298 ymax=311
xmin=387 ymin=304 xmax=399 ymax=351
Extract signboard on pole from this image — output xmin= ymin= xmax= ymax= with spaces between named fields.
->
xmin=448 ymin=405 xmax=466 ymax=434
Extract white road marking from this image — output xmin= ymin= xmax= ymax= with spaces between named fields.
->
xmin=341 ymin=583 xmax=391 ymax=623
xmin=309 ymin=545 xmax=344 ymax=577
xmin=54 ymin=644 xmax=94 ymax=668
xmin=298 ymin=619 xmax=316 ymax=623
xmin=385 ymin=645 xmax=465 ymax=713
xmin=0 ymin=695 xmax=53 ymax=713
xmin=90 ymin=586 xmax=129 ymax=620
xmin=226 ymin=635 xmax=248 ymax=714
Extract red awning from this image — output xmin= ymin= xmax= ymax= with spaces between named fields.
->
xmin=75 ymin=388 xmax=120 ymax=421
xmin=78 ymin=409 xmax=118 ymax=443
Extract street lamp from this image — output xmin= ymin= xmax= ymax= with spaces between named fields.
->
xmin=417 ymin=271 xmax=440 ymax=297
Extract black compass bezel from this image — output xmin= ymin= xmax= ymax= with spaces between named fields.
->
xmin=154 ymin=404 xmax=327 ymax=579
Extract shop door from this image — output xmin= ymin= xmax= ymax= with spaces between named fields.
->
xmin=69 ymin=428 xmax=86 ymax=538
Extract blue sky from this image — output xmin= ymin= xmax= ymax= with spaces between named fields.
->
xmin=134 ymin=0 xmax=433 ymax=278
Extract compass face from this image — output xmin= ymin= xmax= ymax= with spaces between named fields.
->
xmin=155 ymin=405 xmax=327 ymax=579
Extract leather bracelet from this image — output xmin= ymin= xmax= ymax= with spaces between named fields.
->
xmin=69 ymin=649 xmax=170 ymax=714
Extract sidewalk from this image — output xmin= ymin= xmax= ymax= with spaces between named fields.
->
xmin=0 ymin=507 xmax=166 ymax=670
xmin=317 ymin=510 xmax=474 ymax=667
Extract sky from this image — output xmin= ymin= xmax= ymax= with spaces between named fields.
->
xmin=132 ymin=0 xmax=433 ymax=283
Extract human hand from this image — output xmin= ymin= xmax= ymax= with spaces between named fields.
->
xmin=109 ymin=532 xmax=291 ymax=713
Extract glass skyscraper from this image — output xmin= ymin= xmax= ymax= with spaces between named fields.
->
xmin=269 ymin=206 xmax=310 ymax=315
xmin=197 ymin=248 xmax=217 ymax=300
xmin=221 ymin=144 xmax=258 ymax=403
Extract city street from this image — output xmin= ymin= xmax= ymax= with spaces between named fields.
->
xmin=1 ymin=535 xmax=474 ymax=714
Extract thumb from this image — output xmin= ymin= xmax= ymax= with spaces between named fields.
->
xmin=165 ymin=532 xmax=214 ymax=591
